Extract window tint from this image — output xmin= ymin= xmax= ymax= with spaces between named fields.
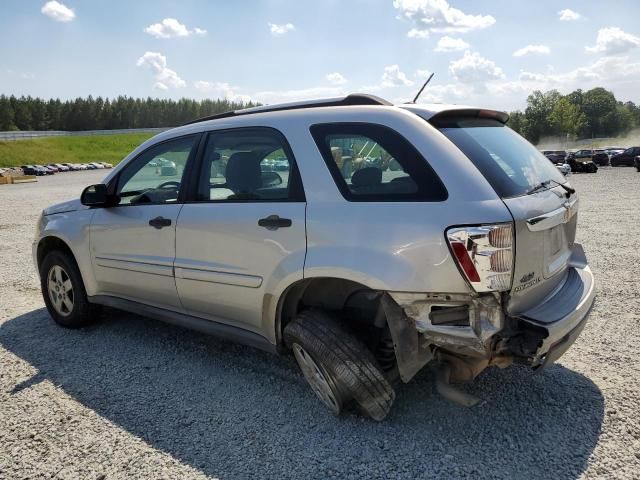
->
xmin=432 ymin=117 xmax=566 ymax=198
xmin=196 ymin=129 xmax=298 ymax=201
xmin=310 ymin=123 xmax=447 ymax=202
xmin=117 ymin=136 xmax=197 ymax=205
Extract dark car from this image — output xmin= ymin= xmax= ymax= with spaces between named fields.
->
xmin=634 ymin=156 xmax=640 ymax=172
xmin=564 ymin=150 xmax=598 ymax=173
xmin=592 ymin=149 xmax=610 ymax=166
xmin=542 ymin=150 xmax=567 ymax=163
xmin=611 ymin=147 xmax=640 ymax=167
xmin=21 ymin=165 xmax=48 ymax=176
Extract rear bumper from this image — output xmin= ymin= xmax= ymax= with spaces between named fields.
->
xmin=514 ymin=262 xmax=595 ymax=367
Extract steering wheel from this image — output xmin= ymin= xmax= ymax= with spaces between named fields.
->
xmin=157 ymin=181 xmax=181 ymax=190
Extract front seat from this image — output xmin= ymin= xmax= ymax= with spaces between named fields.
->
xmin=350 ymin=167 xmax=382 ymax=194
xmin=225 ymin=152 xmax=262 ymax=198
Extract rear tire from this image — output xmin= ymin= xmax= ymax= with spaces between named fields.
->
xmin=40 ymin=250 xmax=101 ymax=328
xmin=284 ymin=309 xmax=395 ymax=421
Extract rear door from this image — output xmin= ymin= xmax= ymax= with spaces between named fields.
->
xmin=174 ymin=127 xmax=306 ymax=336
xmin=432 ymin=115 xmax=576 ymax=314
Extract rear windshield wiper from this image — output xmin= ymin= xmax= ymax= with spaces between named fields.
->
xmin=527 ymin=179 xmax=575 ymax=198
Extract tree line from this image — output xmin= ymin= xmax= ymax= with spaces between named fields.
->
xmin=1 ymin=88 xmax=639 ymax=145
xmin=507 ymin=87 xmax=640 ymax=144
xmin=0 ymin=95 xmax=258 ymax=132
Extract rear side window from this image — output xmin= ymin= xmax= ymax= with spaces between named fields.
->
xmin=310 ymin=123 xmax=447 ymax=202
xmin=431 ymin=117 xmax=566 ymax=198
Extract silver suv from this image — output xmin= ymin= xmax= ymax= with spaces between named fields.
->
xmin=34 ymin=95 xmax=595 ymax=420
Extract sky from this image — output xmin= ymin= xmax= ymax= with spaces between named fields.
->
xmin=1 ymin=0 xmax=639 ymax=111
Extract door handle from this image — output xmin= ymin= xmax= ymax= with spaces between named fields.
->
xmin=149 ymin=216 xmax=172 ymax=229
xmin=258 ymin=215 xmax=292 ymax=230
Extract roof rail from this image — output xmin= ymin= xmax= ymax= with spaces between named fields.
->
xmin=183 ymin=93 xmax=392 ymax=126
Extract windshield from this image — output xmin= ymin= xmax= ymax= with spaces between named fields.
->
xmin=431 ymin=117 xmax=566 ymax=198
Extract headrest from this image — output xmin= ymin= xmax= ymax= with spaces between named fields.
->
xmin=351 ymin=167 xmax=382 ymax=187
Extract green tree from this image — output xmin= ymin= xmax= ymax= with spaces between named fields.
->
xmin=0 ymin=95 xmax=16 ymax=130
xmin=523 ymin=89 xmax=561 ymax=144
xmin=549 ymin=97 xmax=586 ymax=140
xmin=581 ymin=87 xmax=618 ymax=137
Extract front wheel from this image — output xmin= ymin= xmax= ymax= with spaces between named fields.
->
xmin=40 ymin=250 xmax=100 ymax=328
xmin=284 ymin=309 xmax=395 ymax=421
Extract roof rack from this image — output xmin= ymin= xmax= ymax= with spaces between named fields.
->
xmin=183 ymin=93 xmax=392 ymax=126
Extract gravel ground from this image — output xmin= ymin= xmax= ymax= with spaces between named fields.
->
xmin=0 ymin=168 xmax=639 ymax=480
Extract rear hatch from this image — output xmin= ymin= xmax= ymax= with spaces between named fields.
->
xmin=425 ymin=111 xmax=577 ymax=315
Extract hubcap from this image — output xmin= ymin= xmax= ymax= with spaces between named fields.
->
xmin=292 ymin=343 xmax=341 ymax=414
xmin=47 ymin=265 xmax=74 ymax=317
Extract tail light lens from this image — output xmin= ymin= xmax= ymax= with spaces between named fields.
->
xmin=446 ymin=224 xmax=514 ymax=292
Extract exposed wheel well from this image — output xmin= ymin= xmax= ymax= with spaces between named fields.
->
xmin=277 ymin=277 xmax=396 ymax=373
xmin=37 ymin=236 xmax=75 ymax=272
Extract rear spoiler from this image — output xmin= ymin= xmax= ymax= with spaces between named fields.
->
xmin=429 ymin=108 xmax=509 ymax=124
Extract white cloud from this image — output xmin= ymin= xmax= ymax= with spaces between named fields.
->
xmin=269 ymin=23 xmax=295 ymax=35
xmin=144 ymin=18 xmax=206 ymax=39
xmin=415 ymin=69 xmax=432 ymax=78
xmin=325 ymin=72 xmax=347 ymax=85
xmin=558 ymin=9 xmax=581 ymax=21
xmin=393 ymin=0 xmax=495 ymax=34
xmin=136 ymin=52 xmax=186 ymax=90
xmin=435 ymin=36 xmax=469 ymax=52
xmin=407 ymin=28 xmax=429 ymax=39
xmin=513 ymin=44 xmax=551 ymax=57
xmin=381 ymin=64 xmax=414 ymax=87
xmin=449 ymin=51 xmax=504 ymax=84
xmin=41 ymin=1 xmax=75 ymax=22
xmin=194 ymin=81 xmax=252 ymax=102
xmin=586 ymin=27 xmax=640 ymax=55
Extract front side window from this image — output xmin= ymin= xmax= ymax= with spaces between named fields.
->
xmin=116 ymin=135 xmax=197 ymax=205
xmin=310 ymin=123 xmax=447 ymax=202
xmin=196 ymin=128 xmax=299 ymax=201
xmin=431 ymin=117 xmax=566 ymax=198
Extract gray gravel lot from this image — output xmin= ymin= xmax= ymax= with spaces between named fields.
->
xmin=1 ymin=169 xmax=639 ymax=479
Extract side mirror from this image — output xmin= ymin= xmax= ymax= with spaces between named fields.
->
xmin=261 ymin=171 xmax=283 ymax=187
xmin=81 ymin=184 xmax=111 ymax=207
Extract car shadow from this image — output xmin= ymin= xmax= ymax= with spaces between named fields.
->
xmin=1 ymin=308 xmax=604 ymax=479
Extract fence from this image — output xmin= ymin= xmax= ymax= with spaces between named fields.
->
xmin=0 ymin=128 xmax=168 ymax=141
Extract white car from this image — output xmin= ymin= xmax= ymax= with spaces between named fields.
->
xmin=33 ymin=94 xmax=595 ymax=420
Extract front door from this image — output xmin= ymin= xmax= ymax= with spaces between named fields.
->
xmin=90 ymin=134 xmax=200 ymax=309
xmin=174 ymin=128 xmax=306 ymax=335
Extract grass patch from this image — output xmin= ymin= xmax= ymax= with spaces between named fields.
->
xmin=0 ymin=133 xmax=155 ymax=168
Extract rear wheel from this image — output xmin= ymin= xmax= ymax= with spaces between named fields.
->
xmin=40 ymin=250 xmax=100 ymax=328
xmin=284 ymin=309 xmax=395 ymax=421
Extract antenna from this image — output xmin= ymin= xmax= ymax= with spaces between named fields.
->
xmin=411 ymin=72 xmax=434 ymax=104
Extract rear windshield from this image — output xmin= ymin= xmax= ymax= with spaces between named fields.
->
xmin=431 ymin=117 xmax=566 ymax=198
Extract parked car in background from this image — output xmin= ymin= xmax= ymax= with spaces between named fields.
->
xmin=542 ymin=150 xmax=567 ymax=163
xmin=21 ymin=165 xmax=46 ymax=176
xmin=611 ymin=147 xmax=640 ymax=167
xmin=604 ymin=147 xmax=625 ymax=158
xmin=50 ymin=163 xmax=70 ymax=172
xmin=43 ymin=164 xmax=60 ymax=173
xmin=34 ymin=94 xmax=595 ymax=420
xmin=556 ymin=163 xmax=571 ymax=175
xmin=592 ymin=150 xmax=610 ymax=166
xmin=89 ymin=162 xmax=105 ymax=169
xmin=37 ymin=165 xmax=57 ymax=174
xmin=99 ymin=162 xmax=113 ymax=168
xmin=566 ymin=150 xmax=601 ymax=172
xmin=66 ymin=163 xmax=80 ymax=171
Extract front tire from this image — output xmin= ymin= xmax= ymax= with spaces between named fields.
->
xmin=284 ymin=309 xmax=395 ymax=421
xmin=40 ymin=250 xmax=100 ymax=328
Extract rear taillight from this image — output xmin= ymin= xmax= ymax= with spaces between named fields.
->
xmin=446 ymin=224 xmax=514 ymax=292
